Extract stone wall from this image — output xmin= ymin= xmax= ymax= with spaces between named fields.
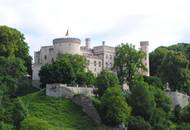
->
xmin=46 ymin=84 xmax=94 ymax=98
xmin=71 ymin=95 xmax=101 ymax=124
xmin=167 ymin=91 xmax=190 ymax=108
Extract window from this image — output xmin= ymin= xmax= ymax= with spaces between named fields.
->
xmin=99 ymin=61 xmax=101 ymax=67
xmin=106 ymin=54 xmax=108 ymax=59
xmin=94 ymin=61 xmax=96 ymax=66
xmin=110 ymin=55 xmax=112 ymax=60
xmin=44 ymin=55 xmax=47 ymax=60
xmin=87 ymin=60 xmax=90 ymax=65
xmin=110 ymin=63 xmax=112 ymax=67
xmin=106 ymin=62 xmax=108 ymax=68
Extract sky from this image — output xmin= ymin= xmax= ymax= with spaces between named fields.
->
xmin=0 ymin=0 xmax=190 ymax=58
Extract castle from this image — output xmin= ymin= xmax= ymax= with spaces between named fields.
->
xmin=32 ymin=36 xmax=150 ymax=82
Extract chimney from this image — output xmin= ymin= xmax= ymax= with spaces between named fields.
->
xmin=85 ymin=38 xmax=90 ymax=49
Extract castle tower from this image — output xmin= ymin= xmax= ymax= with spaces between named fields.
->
xmin=85 ymin=38 xmax=91 ymax=49
xmin=140 ymin=41 xmax=150 ymax=76
xmin=53 ymin=37 xmax=81 ymax=59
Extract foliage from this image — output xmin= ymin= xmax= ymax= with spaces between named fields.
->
xmin=143 ymin=76 xmax=164 ymax=89
xmin=21 ymin=91 xmax=104 ymax=130
xmin=149 ymin=47 xmax=168 ymax=76
xmin=96 ymin=70 xmax=119 ymax=96
xmin=0 ymin=25 xmax=32 ymax=75
xmin=129 ymin=80 xmax=155 ymax=120
xmin=128 ymin=116 xmax=151 ymax=130
xmin=149 ymin=87 xmax=172 ymax=113
xmin=39 ymin=54 xmax=90 ymax=87
xmin=20 ymin=116 xmax=53 ymax=130
xmin=150 ymin=108 xmax=171 ymax=130
xmin=100 ymin=86 xmax=131 ymax=126
xmin=158 ymin=50 xmax=190 ymax=94
xmin=12 ymin=98 xmax=27 ymax=130
xmin=176 ymin=123 xmax=190 ymax=130
xmin=150 ymin=44 xmax=190 ymax=95
xmin=76 ymin=71 xmax=95 ymax=86
xmin=114 ymin=43 xmax=145 ymax=88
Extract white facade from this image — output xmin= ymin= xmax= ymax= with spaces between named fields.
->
xmin=32 ymin=37 xmax=150 ymax=81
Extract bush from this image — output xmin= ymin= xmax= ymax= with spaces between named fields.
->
xmin=176 ymin=123 xmax=190 ymax=130
xmin=128 ymin=116 xmax=151 ymax=130
xmin=20 ymin=116 xmax=53 ymax=130
xmin=100 ymin=86 xmax=131 ymax=126
xmin=129 ymin=80 xmax=155 ymax=120
xmin=96 ymin=70 xmax=119 ymax=96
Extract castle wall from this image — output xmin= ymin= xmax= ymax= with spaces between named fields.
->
xmin=168 ymin=91 xmax=190 ymax=108
xmin=86 ymin=56 xmax=102 ymax=76
xmin=46 ymin=84 xmax=94 ymax=98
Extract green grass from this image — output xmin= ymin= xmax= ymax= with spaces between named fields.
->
xmin=21 ymin=90 xmax=105 ymax=130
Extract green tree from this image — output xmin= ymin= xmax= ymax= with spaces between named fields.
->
xmin=100 ymin=86 xmax=131 ymax=126
xmin=158 ymin=50 xmax=190 ymax=93
xmin=149 ymin=47 xmax=168 ymax=76
xmin=39 ymin=54 xmax=89 ymax=86
xmin=129 ymin=80 xmax=155 ymax=120
xmin=96 ymin=70 xmax=119 ymax=96
xmin=0 ymin=57 xmax=27 ymax=97
xmin=114 ymin=43 xmax=145 ymax=88
xmin=0 ymin=26 xmax=32 ymax=75
xmin=76 ymin=71 xmax=95 ymax=86
xmin=128 ymin=116 xmax=151 ymax=130
xmin=12 ymin=98 xmax=27 ymax=130
xmin=149 ymin=87 xmax=172 ymax=113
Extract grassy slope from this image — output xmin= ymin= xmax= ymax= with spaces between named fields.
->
xmin=20 ymin=90 xmax=104 ymax=130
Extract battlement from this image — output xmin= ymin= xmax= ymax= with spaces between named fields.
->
xmin=53 ymin=37 xmax=81 ymax=44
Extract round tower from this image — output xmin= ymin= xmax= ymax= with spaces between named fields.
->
xmin=53 ymin=37 xmax=81 ymax=58
xmin=140 ymin=41 xmax=150 ymax=76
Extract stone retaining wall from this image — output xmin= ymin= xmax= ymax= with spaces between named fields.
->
xmin=46 ymin=84 xmax=94 ymax=98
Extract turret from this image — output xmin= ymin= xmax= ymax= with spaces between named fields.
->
xmin=85 ymin=38 xmax=91 ymax=49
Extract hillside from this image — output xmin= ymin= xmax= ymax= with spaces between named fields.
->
xmin=20 ymin=90 xmax=104 ymax=130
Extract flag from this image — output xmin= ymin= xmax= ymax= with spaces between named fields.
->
xmin=65 ymin=29 xmax=69 ymax=36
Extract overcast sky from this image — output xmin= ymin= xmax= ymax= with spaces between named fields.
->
xmin=0 ymin=0 xmax=190 ymax=58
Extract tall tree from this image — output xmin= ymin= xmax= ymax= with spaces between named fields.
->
xmin=114 ymin=43 xmax=145 ymax=88
xmin=0 ymin=26 xmax=32 ymax=75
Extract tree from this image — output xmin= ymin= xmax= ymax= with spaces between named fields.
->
xmin=76 ymin=71 xmax=95 ymax=86
xmin=128 ymin=116 xmax=151 ymax=130
xmin=149 ymin=87 xmax=172 ymax=113
xmin=129 ymin=80 xmax=155 ymax=120
xmin=114 ymin=43 xmax=145 ymax=88
xmin=100 ymin=86 xmax=131 ymax=126
xmin=96 ymin=70 xmax=119 ymax=96
xmin=0 ymin=26 xmax=32 ymax=75
xmin=12 ymin=98 xmax=27 ymax=130
xmin=143 ymin=76 xmax=164 ymax=89
xmin=39 ymin=54 xmax=89 ymax=86
xmin=158 ymin=50 xmax=190 ymax=93
xmin=149 ymin=47 xmax=168 ymax=76
xmin=0 ymin=57 xmax=27 ymax=96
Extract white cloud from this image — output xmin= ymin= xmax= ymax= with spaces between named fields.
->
xmin=0 ymin=0 xmax=190 ymax=58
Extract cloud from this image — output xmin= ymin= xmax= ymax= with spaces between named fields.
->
xmin=0 ymin=0 xmax=190 ymax=57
